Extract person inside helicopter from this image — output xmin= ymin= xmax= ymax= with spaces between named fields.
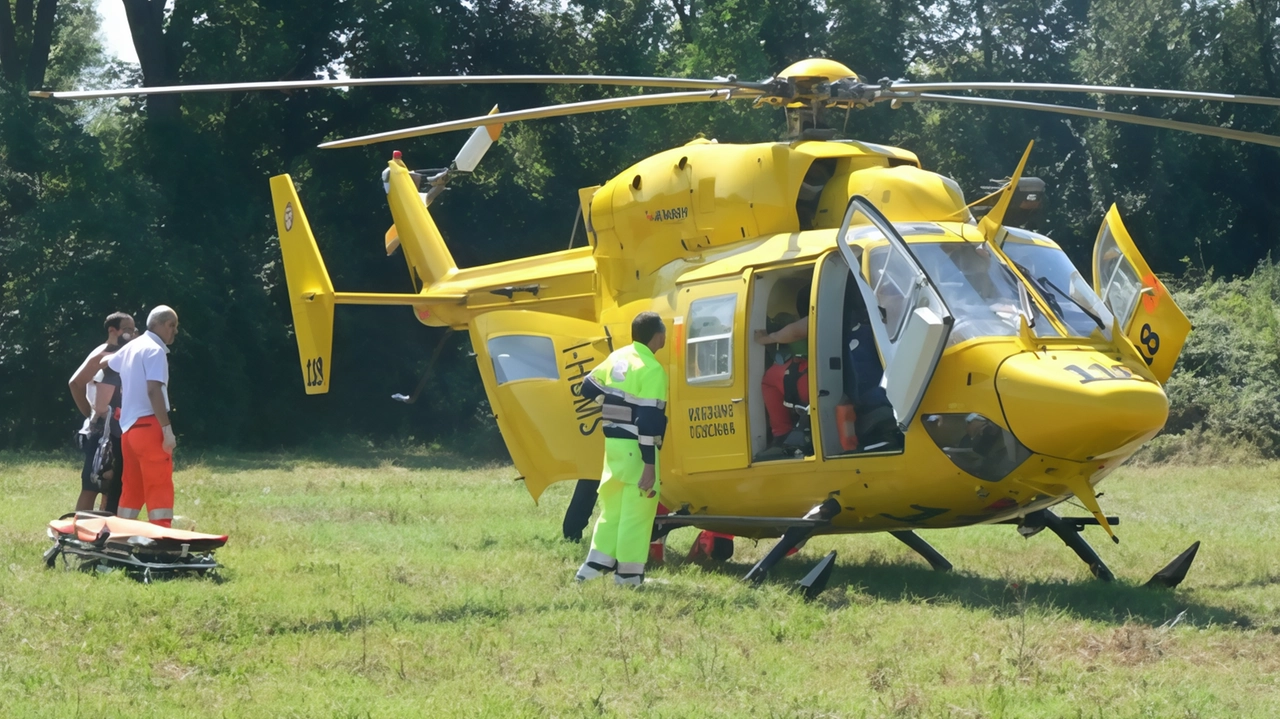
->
xmin=841 ymin=281 xmax=900 ymax=452
xmin=939 ymin=242 xmax=1017 ymax=311
xmin=754 ymin=283 xmax=812 ymax=457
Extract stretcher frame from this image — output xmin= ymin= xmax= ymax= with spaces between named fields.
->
xmin=43 ymin=511 xmax=225 ymax=584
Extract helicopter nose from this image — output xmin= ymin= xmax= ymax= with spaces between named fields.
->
xmin=996 ymin=351 xmax=1168 ymax=461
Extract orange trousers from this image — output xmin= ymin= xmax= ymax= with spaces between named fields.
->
xmin=118 ymin=416 xmax=174 ymax=527
xmin=762 ymin=358 xmax=809 ymax=439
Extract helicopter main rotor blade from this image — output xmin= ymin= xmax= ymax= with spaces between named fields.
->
xmin=892 ymin=81 xmax=1280 ymax=108
xmin=318 ymin=89 xmax=750 ymax=149
xmin=905 ymin=93 xmax=1280 ymax=149
xmin=29 ymin=75 xmax=767 ymax=101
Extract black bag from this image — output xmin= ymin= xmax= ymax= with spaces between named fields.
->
xmin=88 ymin=429 xmax=114 ymax=491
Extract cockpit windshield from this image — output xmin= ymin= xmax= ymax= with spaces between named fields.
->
xmin=1000 ymin=231 xmax=1115 ymax=338
xmin=868 ymin=241 xmax=1059 ymax=346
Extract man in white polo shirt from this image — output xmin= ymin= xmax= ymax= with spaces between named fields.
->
xmin=108 ymin=305 xmax=180 ymax=527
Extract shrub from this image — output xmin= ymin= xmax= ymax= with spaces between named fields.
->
xmin=1143 ymin=259 xmax=1280 ymax=461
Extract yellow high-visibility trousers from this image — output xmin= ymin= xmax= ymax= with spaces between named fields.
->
xmin=588 ymin=438 xmax=660 ymax=576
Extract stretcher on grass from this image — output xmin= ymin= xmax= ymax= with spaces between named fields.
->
xmin=44 ymin=511 xmax=228 ymax=583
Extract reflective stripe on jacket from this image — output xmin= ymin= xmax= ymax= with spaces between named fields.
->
xmin=581 ymin=342 xmax=668 ymax=464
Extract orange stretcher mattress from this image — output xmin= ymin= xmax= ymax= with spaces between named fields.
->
xmin=49 ymin=514 xmax=228 ymax=553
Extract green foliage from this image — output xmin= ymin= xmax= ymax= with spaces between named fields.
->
xmin=1149 ymin=259 xmax=1280 ymax=461
xmin=2 ymin=0 xmax=1280 ymax=455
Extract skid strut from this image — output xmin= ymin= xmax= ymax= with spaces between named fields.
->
xmin=1026 ymin=509 xmax=1115 ymax=581
xmin=744 ymin=498 xmax=842 ymax=584
xmin=889 ymin=530 xmax=953 ymax=572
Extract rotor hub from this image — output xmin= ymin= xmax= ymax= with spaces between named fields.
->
xmin=759 ymin=58 xmax=863 ymax=109
xmin=776 ymin=58 xmax=859 ymax=85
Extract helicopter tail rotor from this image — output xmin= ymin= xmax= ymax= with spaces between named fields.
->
xmin=385 ymin=107 xmax=504 ymax=258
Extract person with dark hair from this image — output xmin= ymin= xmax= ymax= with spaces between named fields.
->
xmin=574 ymin=311 xmax=669 ymax=586
xmin=68 ymin=311 xmax=136 ymax=511
xmin=69 ymin=312 xmax=135 ymax=419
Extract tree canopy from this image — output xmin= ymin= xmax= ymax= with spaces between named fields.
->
xmin=2 ymin=0 xmax=1278 ymax=453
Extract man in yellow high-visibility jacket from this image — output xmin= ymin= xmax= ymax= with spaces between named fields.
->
xmin=575 ymin=312 xmax=669 ymax=586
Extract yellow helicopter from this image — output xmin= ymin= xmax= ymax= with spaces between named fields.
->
xmin=39 ymin=58 xmax=1280 ymax=591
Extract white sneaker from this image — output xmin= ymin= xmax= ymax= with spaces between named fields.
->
xmin=614 ymin=573 xmax=644 ymax=587
xmin=575 ymin=563 xmax=609 ymax=582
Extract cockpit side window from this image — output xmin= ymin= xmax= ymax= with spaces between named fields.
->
xmin=1094 ymin=226 xmax=1144 ymax=326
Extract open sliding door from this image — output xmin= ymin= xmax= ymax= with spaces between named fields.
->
xmin=835 ymin=196 xmax=954 ymax=431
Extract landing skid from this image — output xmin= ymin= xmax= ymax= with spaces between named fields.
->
xmin=1021 ymin=509 xmax=1200 ymax=588
xmin=1146 ymin=541 xmax=1201 ymax=589
xmin=646 ymin=504 xmax=1199 ymax=597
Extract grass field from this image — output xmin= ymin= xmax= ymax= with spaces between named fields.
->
xmin=1 ymin=449 xmax=1277 ymax=718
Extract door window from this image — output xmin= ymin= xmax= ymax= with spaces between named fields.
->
xmin=686 ymin=294 xmax=736 ymax=383
xmin=488 ymin=335 xmax=558 ymax=384
xmin=866 ymin=242 xmax=924 ymax=341
xmin=1095 ymin=225 xmax=1143 ymax=325
xmin=836 ymin=196 xmax=953 ymax=433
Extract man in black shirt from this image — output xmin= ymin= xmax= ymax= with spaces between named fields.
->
xmin=71 ymin=312 xmax=135 ymax=512
xmin=86 ymin=352 xmax=126 ymax=513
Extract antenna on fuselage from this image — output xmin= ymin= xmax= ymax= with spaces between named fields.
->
xmin=977 ymin=140 xmax=1034 ymax=242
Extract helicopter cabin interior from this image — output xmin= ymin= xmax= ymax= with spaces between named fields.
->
xmin=745 ymin=251 xmax=902 ymax=464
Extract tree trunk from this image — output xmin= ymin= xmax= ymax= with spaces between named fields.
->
xmin=671 ymin=0 xmax=693 ymax=45
xmin=14 ymin=0 xmax=32 ymax=37
xmin=1246 ymin=0 xmax=1279 ymax=96
xmin=122 ymin=0 xmax=180 ymax=121
xmin=977 ymin=0 xmax=994 ymax=73
xmin=0 ymin=4 xmax=21 ymax=84
xmin=23 ymin=0 xmax=56 ymax=90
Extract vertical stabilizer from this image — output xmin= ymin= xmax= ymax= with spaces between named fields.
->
xmin=272 ymin=174 xmax=334 ymax=395
xmin=385 ymin=159 xmax=458 ymax=288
